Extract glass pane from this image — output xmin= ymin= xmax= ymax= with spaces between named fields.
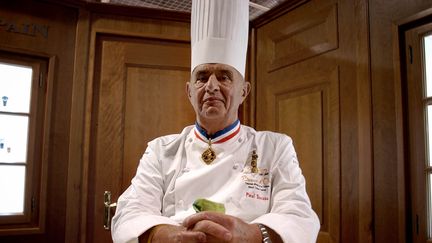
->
xmin=429 ymin=173 xmax=432 ymax=238
xmin=0 ymin=114 xmax=29 ymax=163
xmin=0 ymin=165 xmax=25 ymax=214
xmin=0 ymin=63 xmax=33 ymax=113
xmin=425 ymin=34 xmax=432 ymax=97
xmin=428 ymin=106 xmax=432 ymax=167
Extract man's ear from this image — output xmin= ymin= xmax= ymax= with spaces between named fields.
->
xmin=186 ymin=82 xmax=192 ymax=99
xmin=242 ymin=81 xmax=251 ymax=98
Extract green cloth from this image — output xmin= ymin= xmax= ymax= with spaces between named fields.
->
xmin=193 ymin=198 xmax=225 ymax=213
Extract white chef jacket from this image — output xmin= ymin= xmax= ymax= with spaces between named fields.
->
xmin=111 ymin=124 xmax=320 ymax=243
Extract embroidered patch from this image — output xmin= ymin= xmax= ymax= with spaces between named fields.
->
xmin=241 ymin=166 xmax=270 ymax=192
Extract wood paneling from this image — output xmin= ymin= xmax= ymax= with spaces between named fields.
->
xmin=0 ymin=1 xmax=77 ymax=242
xmin=267 ymin=4 xmax=338 ymax=72
xmin=256 ymin=2 xmax=342 ymax=242
xmin=277 ymin=89 xmax=324 ymax=220
xmin=82 ymin=14 xmax=194 ymax=243
xmin=254 ymin=0 xmax=375 ymax=242
xmin=123 ymin=66 xmax=194 ymax=187
xmin=65 ymin=8 xmax=90 ymax=243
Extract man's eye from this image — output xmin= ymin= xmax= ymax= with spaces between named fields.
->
xmin=195 ymin=76 xmax=207 ymax=86
xmin=196 ymin=77 xmax=207 ymax=83
xmin=219 ymin=75 xmax=231 ymax=82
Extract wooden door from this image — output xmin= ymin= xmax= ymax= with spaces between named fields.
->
xmin=254 ymin=0 xmax=372 ymax=242
xmin=256 ymin=2 xmax=340 ymax=242
xmin=85 ymin=21 xmax=194 ymax=242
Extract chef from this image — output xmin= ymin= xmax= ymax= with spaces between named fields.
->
xmin=111 ymin=0 xmax=320 ymax=242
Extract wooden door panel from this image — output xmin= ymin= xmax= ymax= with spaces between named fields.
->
xmin=257 ymin=62 xmax=340 ymax=243
xmin=263 ymin=4 xmax=338 ymax=72
xmin=277 ymin=88 xmax=324 ymax=220
xmin=256 ymin=1 xmax=340 ymax=242
xmin=87 ymin=35 xmax=193 ymax=243
xmin=123 ymin=67 xmax=194 ymax=188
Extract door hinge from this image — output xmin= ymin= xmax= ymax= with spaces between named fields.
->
xmin=31 ymin=196 xmax=36 ymax=212
xmin=39 ymin=72 xmax=44 ymax=88
xmin=409 ymin=45 xmax=413 ymax=64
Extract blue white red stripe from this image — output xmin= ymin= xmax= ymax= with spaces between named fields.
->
xmin=194 ymin=120 xmax=241 ymax=144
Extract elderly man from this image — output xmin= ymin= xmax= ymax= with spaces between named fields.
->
xmin=111 ymin=0 xmax=320 ymax=242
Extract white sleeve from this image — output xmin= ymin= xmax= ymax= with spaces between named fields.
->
xmin=111 ymin=145 xmax=179 ymax=243
xmin=251 ymin=136 xmax=320 ymax=243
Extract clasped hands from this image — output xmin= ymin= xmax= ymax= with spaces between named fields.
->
xmin=148 ymin=212 xmax=262 ymax=243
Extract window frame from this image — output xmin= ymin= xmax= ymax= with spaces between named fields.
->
xmin=0 ymin=51 xmax=51 ymax=235
xmin=404 ymin=22 xmax=432 ymax=243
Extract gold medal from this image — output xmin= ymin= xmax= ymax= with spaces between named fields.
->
xmin=202 ymin=147 xmax=216 ymax=164
xmin=202 ymin=139 xmax=216 ymax=164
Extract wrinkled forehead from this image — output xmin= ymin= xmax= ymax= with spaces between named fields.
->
xmin=191 ymin=63 xmax=242 ymax=77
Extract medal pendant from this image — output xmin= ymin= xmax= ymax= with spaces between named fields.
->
xmin=251 ymin=150 xmax=259 ymax=173
xmin=202 ymin=147 xmax=216 ymax=164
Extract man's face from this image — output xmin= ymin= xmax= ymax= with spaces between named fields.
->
xmin=186 ymin=63 xmax=250 ymax=129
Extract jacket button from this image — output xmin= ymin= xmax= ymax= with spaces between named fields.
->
xmin=233 ymin=163 xmax=239 ymax=170
xmin=177 ymin=200 xmax=184 ymax=207
xmin=182 ymin=167 xmax=190 ymax=173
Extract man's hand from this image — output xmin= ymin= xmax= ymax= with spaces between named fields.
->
xmin=140 ymin=224 xmax=206 ymax=243
xmin=183 ymin=212 xmax=262 ymax=243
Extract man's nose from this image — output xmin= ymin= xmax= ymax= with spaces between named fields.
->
xmin=205 ymin=74 xmax=220 ymax=92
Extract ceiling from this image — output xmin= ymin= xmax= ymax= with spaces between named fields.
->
xmin=86 ymin=0 xmax=290 ymax=20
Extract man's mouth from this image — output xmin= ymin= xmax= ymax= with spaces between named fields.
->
xmin=203 ymin=97 xmax=223 ymax=103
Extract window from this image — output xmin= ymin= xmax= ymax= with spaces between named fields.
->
xmin=405 ymin=21 xmax=432 ymax=242
xmin=0 ymin=52 xmax=49 ymax=234
xmin=426 ymin=33 xmax=432 ymax=240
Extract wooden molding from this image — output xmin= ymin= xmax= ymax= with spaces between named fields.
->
xmin=251 ymin=0 xmax=309 ymax=28
xmin=41 ymin=0 xmax=190 ymax=22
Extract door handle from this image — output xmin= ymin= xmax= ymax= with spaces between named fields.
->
xmin=104 ymin=191 xmax=117 ymax=230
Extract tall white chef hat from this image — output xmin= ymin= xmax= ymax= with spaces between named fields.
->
xmin=191 ymin=0 xmax=249 ymax=78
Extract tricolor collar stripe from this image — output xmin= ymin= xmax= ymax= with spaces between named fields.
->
xmin=213 ymin=125 xmax=240 ymax=143
xmin=195 ymin=120 xmax=240 ymax=139
xmin=194 ymin=120 xmax=241 ymax=144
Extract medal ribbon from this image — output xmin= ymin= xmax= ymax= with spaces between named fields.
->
xmin=194 ymin=120 xmax=241 ymax=144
